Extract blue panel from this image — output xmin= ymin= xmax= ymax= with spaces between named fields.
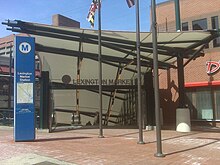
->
xmin=14 ymin=36 xmax=35 ymax=141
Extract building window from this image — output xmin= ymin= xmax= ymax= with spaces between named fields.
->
xmin=192 ymin=18 xmax=209 ymax=48
xmin=182 ymin=22 xmax=188 ymax=31
xmin=195 ymin=89 xmax=213 ymax=120
xmin=192 ymin=18 xmax=207 ymax=30
xmin=211 ymin=16 xmax=220 ymax=47
xmin=214 ymin=90 xmax=220 ymax=119
xmin=0 ymin=77 xmax=13 ymax=109
xmin=186 ymin=87 xmax=220 ymax=120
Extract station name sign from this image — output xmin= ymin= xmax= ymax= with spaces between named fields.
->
xmin=14 ymin=36 xmax=35 ymax=142
xmin=62 ymin=75 xmax=135 ymax=85
xmin=73 ymin=79 xmax=133 ymax=85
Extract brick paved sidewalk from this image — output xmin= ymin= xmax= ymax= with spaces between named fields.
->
xmin=0 ymin=126 xmax=220 ymax=165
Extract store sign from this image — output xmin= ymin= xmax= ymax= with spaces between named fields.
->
xmin=14 ymin=36 xmax=35 ymax=141
xmin=206 ymin=61 xmax=220 ymax=74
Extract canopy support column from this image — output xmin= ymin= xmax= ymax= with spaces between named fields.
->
xmin=8 ymin=42 xmax=12 ymax=110
xmin=176 ymin=55 xmax=191 ymax=133
xmin=40 ymin=71 xmax=50 ymax=129
xmin=177 ymin=56 xmax=185 ymax=108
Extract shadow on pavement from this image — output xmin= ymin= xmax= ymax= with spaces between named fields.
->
xmin=165 ymin=140 xmax=218 ymax=156
xmin=34 ymin=136 xmax=91 ymax=142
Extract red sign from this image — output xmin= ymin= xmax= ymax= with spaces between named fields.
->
xmin=206 ymin=61 xmax=220 ymax=74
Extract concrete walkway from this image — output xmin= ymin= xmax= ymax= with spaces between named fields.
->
xmin=0 ymin=126 xmax=220 ymax=165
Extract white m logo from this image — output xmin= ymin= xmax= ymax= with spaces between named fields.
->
xmin=19 ymin=42 xmax=31 ymax=54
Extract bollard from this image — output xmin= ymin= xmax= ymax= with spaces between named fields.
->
xmin=176 ymin=108 xmax=191 ymax=132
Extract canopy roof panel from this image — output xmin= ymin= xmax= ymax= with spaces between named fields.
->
xmin=1 ymin=20 xmax=219 ymax=117
xmin=2 ymin=20 xmax=219 ymax=70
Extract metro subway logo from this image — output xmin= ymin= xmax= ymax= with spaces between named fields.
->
xmin=19 ymin=42 xmax=31 ymax=54
xmin=206 ymin=61 xmax=220 ymax=74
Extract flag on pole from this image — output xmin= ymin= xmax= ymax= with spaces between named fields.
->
xmin=126 ymin=0 xmax=135 ymax=8
xmin=87 ymin=0 xmax=101 ymax=28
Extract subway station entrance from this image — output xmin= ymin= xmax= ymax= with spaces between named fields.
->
xmin=1 ymin=20 xmax=219 ymax=133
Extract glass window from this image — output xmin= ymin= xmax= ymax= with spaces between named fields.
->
xmin=214 ymin=90 xmax=220 ymax=119
xmin=182 ymin=22 xmax=188 ymax=31
xmin=192 ymin=18 xmax=209 ymax=48
xmin=212 ymin=16 xmax=218 ymax=29
xmin=186 ymin=88 xmax=213 ymax=120
xmin=0 ymin=77 xmax=12 ymax=109
xmin=192 ymin=18 xmax=207 ymax=30
xmin=211 ymin=16 xmax=220 ymax=47
xmin=186 ymin=87 xmax=220 ymax=120
xmin=196 ymin=89 xmax=213 ymax=120
xmin=185 ymin=91 xmax=196 ymax=118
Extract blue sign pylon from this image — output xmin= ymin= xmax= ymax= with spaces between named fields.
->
xmin=14 ymin=36 xmax=35 ymax=141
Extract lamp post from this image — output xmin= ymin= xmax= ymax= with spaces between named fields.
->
xmin=151 ymin=0 xmax=164 ymax=157
xmin=136 ymin=0 xmax=144 ymax=144
xmin=98 ymin=0 xmax=104 ymax=138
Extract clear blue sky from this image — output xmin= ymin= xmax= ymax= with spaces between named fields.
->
xmin=0 ymin=0 xmax=167 ymax=37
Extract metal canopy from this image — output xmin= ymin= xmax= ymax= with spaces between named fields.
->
xmin=2 ymin=20 xmax=219 ymax=70
xmin=1 ymin=20 xmax=219 ymax=128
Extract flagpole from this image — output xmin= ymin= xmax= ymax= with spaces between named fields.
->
xmin=151 ymin=0 xmax=164 ymax=157
xmin=136 ymin=0 xmax=144 ymax=144
xmin=98 ymin=0 xmax=104 ymax=138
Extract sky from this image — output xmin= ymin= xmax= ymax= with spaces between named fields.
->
xmin=0 ymin=0 xmax=167 ymax=38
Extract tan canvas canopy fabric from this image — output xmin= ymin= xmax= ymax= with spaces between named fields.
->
xmin=2 ymin=20 xmax=219 ymax=70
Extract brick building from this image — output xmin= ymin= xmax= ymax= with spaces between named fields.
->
xmin=156 ymin=0 xmax=220 ymax=127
